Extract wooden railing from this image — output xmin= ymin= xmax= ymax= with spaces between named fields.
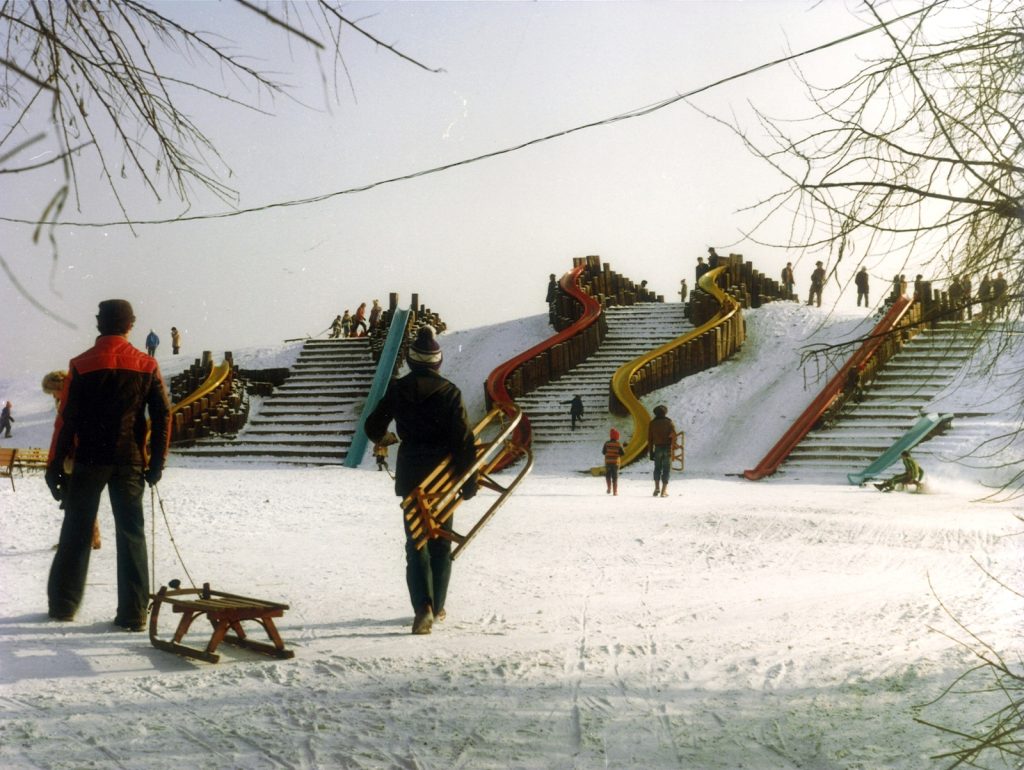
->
xmin=170 ymin=356 xmax=247 ymax=444
xmin=605 ymin=265 xmax=745 ymax=469
xmin=484 ymin=260 xmax=604 ymax=458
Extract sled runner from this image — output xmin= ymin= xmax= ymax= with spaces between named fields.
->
xmin=149 ymin=583 xmax=294 ymax=663
xmin=403 ymin=406 xmax=534 ymax=559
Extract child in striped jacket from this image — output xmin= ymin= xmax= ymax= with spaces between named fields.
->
xmin=602 ymin=428 xmax=624 ymax=496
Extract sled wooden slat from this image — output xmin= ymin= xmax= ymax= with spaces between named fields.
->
xmin=0 ymin=448 xmax=14 ymax=491
xmin=149 ymin=583 xmax=294 ymax=663
xmin=13 ymin=447 xmax=49 ymax=469
xmin=401 ymin=407 xmax=534 ymax=559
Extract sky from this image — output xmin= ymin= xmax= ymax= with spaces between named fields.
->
xmin=1 ymin=1 xmax=925 ymax=377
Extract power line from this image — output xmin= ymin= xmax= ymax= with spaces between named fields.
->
xmin=1 ymin=0 xmax=946 ymax=230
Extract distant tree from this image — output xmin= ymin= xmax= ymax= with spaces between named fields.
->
xmin=0 ymin=0 xmax=440 ymax=237
xmin=706 ymin=0 xmax=1022 ymax=496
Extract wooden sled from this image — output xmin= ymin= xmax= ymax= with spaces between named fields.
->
xmin=149 ymin=583 xmax=294 ymax=663
xmin=672 ymin=432 xmax=685 ymax=471
xmin=403 ymin=406 xmax=534 ymax=560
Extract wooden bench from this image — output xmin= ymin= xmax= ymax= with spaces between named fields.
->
xmin=13 ymin=447 xmax=48 ymax=470
xmin=149 ymin=583 xmax=294 ymax=663
xmin=0 ymin=448 xmax=14 ymax=491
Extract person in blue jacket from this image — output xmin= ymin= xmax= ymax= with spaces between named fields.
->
xmin=145 ymin=329 xmax=160 ymax=357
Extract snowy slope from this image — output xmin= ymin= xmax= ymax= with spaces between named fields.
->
xmin=1 ymin=303 xmax=1021 ymax=770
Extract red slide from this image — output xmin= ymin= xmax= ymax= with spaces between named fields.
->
xmin=484 ymin=263 xmax=603 ymax=467
xmin=743 ymin=296 xmax=912 ymax=480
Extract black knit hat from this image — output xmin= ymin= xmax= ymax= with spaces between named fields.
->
xmin=408 ymin=325 xmax=442 ymax=370
xmin=96 ymin=299 xmax=136 ymax=335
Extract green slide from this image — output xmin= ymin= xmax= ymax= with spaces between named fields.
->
xmin=847 ymin=413 xmax=953 ymax=486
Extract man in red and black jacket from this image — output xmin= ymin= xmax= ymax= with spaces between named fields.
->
xmin=46 ymin=299 xmax=172 ymax=631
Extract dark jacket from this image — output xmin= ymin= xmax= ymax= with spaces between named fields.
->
xmin=365 ymin=369 xmax=477 ymax=498
xmin=49 ymin=335 xmax=171 ymax=469
xmin=648 ymin=416 xmax=676 ymax=448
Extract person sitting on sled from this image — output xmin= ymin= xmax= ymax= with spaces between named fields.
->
xmin=874 ymin=450 xmax=923 ymax=492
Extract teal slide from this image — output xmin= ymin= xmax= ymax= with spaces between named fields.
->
xmin=847 ymin=413 xmax=954 ymax=485
xmin=343 ymin=308 xmax=411 ymax=468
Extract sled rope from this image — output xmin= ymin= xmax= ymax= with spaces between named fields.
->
xmin=150 ymin=484 xmax=198 ymax=590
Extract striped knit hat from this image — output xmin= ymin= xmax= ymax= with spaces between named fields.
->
xmin=408 ymin=325 xmax=442 ymax=370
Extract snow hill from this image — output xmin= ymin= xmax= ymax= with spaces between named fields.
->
xmin=0 ymin=303 xmax=1021 ymax=769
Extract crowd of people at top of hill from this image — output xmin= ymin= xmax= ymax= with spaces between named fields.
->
xmin=949 ymin=271 xmax=1009 ymax=320
xmin=330 ymin=300 xmax=383 ymax=339
xmin=732 ymin=255 xmax=1015 ymax=320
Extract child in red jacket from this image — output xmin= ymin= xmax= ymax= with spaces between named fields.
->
xmin=602 ymin=428 xmax=624 ymax=496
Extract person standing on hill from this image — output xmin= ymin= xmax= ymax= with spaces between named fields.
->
xmin=368 ymin=299 xmax=383 ymax=332
xmin=365 ymin=325 xmax=478 ymax=636
xmin=145 ymin=329 xmax=159 ymax=357
xmin=329 ymin=315 xmax=344 ymax=339
xmin=648 ymin=404 xmax=677 ymax=497
xmin=992 ymin=272 xmax=1008 ymax=318
xmin=352 ymin=303 xmax=369 ymax=336
xmin=855 ymin=267 xmax=870 ymax=307
xmin=949 ymin=276 xmax=964 ymax=321
xmin=808 ymin=261 xmax=826 ymax=307
xmin=978 ymin=275 xmax=992 ymax=319
xmin=170 ymin=326 xmax=181 ymax=354
xmin=781 ymin=262 xmax=795 ymax=300
xmin=46 ymin=299 xmax=171 ymax=631
xmin=0 ymin=401 xmax=13 ymax=438
xmin=695 ymin=256 xmax=710 ymax=285
xmin=602 ymin=428 xmax=624 ymax=496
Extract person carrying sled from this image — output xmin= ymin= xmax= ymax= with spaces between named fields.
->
xmin=648 ymin=404 xmax=677 ymax=497
xmin=602 ymin=428 xmax=624 ymax=496
xmin=874 ymin=450 xmax=923 ymax=492
xmin=365 ymin=325 xmax=477 ymax=636
xmin=46 ymin=299 xmax=171 ymax=631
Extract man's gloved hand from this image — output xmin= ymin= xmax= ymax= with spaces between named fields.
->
xmin=144 ymin=464 xmax=163 ymax=487
xmin=460 ymin=474 xmax=478 ymax=501
xmin=45 ymin=465 xmax=66 ymax=501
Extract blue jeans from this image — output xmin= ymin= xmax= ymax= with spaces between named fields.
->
xmin=48 ymin=463 xmax=149 ymax=623
xmin=652 ymin=446 xmax=671 ymax=486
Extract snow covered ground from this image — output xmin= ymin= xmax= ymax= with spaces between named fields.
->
xmin=1 ymin=303 xmax=1021 ymax=769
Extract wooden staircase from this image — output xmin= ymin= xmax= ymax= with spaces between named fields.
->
xmin=173 ymin=338 xmax=376 ymax=464
xmin=515 ymin=303 xmax=692 ymax=448
xmin=780 ymin=320 xmax=978 ymax=478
